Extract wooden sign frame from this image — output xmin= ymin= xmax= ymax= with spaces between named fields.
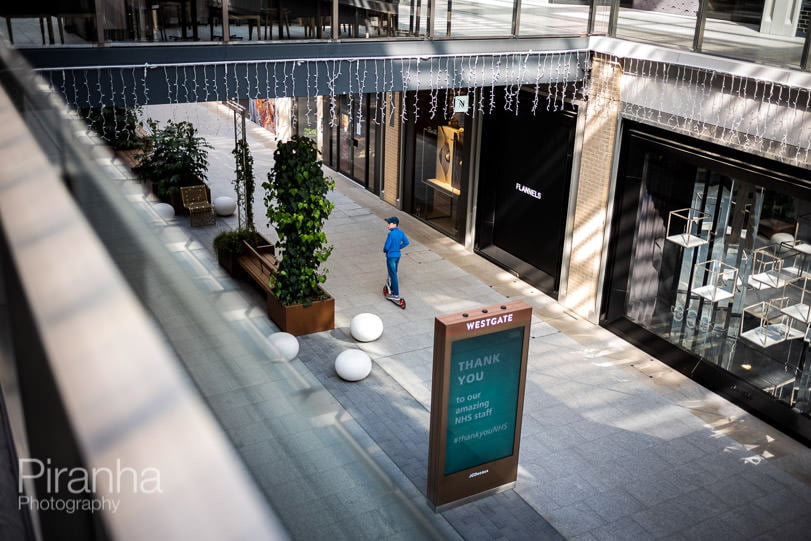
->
xmin=427 ymin=300 xmax=532 ymax=510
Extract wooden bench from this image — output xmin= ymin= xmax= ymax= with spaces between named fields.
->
xmin=237 ymin=240 xmax=278 ymax=295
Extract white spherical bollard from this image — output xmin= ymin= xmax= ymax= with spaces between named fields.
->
xmin=350 ymin=313 xmax=384 ymax=342
xmin=267 ymin=332 xmax=299 ymax=361
xmin=214 ymin=196 xmax=237 ymax=216
xmin=334 ymin=349 xmax=372 ymax=382
xmin=154 ymin=202 xmax=175 ymax=220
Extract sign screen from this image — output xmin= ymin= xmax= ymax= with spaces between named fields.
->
xmin=444 ymin=326 xmax=525 ymax=475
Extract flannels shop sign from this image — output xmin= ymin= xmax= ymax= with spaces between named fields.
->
xmin=427 ymin=301 xmax=531 ymax=509
xmin=515 ymin=183 xmax=542 ymax=200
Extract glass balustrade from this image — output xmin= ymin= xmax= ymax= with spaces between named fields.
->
xmin=519 ymin=0 xmax=591 ymax=36
xmin=699 ymin=0 xmax=807 ymax=69
xmin=613 ymin=0 xmax=699 ymax=50
xmin=0 ymin=0 xmax=809 ymax=72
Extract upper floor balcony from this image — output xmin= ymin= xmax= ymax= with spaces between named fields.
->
xmin=2 ymin=0 xmax=811 ymax=72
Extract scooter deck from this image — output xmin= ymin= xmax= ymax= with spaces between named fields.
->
xmin=382 ymin=283 xmax=406 ymax=309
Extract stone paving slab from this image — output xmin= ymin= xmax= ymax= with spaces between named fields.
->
xmin=298 ymin=331 xmax=564 ymax=541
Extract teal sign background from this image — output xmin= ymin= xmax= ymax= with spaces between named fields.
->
xmin=445 ymin=327 xmax=524 ymax=475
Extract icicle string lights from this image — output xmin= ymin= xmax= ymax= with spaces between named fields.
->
xmin=41 ymin=49 xmax=589 ymax=119
xmin=621 ymin=57 xmax=811 ymax=167
xmin=42 ymin=50 xmax=810 ymax=166
xmin=36 ymin=48 xmax=811 ymax=168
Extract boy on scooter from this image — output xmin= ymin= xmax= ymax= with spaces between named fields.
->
xmin=383 ymin=216 xmax=410 ymax=301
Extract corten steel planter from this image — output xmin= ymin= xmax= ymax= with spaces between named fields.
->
xmin=266 ymin=287 xmax=335 ymax=336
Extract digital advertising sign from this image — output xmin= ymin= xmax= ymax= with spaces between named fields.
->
xmin=427 ymin=300 xmax=532 ymax=510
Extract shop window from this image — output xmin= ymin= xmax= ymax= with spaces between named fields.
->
xmin=410 ymin=90 xmax=467 ymax=239
xmin=610 ymin=131 xmax=811 ymax=418
xmin=321 ymin=93 xmax=377 ymax=193
xmin=293 ymin=96 xmax=319 ymax=142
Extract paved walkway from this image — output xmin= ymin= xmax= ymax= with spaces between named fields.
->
xmin=121 ymin=102 xmax=811 ymax=540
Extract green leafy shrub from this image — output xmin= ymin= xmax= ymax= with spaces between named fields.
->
xmin=213 ymin=228 xmax=259 ymax=260
xmin=263 ymin=136 xmax=335 ymax=306
xmin=81 ymin=106 xmax=144 ymax=150
xmin=134 ymin=120 xmax=212 ymax=198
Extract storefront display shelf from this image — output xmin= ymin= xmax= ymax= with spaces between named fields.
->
xmin=786 ymin=240 xmax=811 ymax=255
xmin=780 ymin=277 xmax=811 ymax=324
xmin=741 ymin=325 xmax=805 ymax=347
xmin=741 ymin=298 xmax=806 ymax=347
xmin=666 ymin=208 xmax=709 ymax=248
xmin=781 ymin=303 xmax=811 ymax=324
xmin=748 ymin=243 xmax=805 ymax=290
xmin=777 ymin=240 xmax=811 ymax=277
xmin=423 ymin=177 xmax=460 ymax=197
xmin=692 ymin=285 xmax=735 ymax=302
xmin=690 ymin=260 xmax=738 ymax=302
xmin=748 ymin=272 xmax=791 ymax=289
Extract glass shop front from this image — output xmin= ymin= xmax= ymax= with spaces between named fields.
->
xmin=603 ymin=123 xmax=811 ymax=442
xmin=401 ymin=90 xmax=471 ymax=242
xmin=322 ymin=93 xmax=380 ymax=195
xmin=475 ymin=89 xmax=577 ymax=298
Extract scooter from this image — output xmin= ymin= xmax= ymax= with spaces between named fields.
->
xmin=382 ymin=278 xmax=406 ymax=309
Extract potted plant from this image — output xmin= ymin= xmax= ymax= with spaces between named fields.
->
xmin=262 ymin=135 xmax=335 ymax=335
xmin=133 ymin=119 xmax=212 ymax=214
xmin=213 ymin=228 xmax=259 ymax=277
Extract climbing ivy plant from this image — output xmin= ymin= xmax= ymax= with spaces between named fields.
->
xmin=232 ymin=138 xmax=255 ymax=231
xmin=263 ymin=136 xmax=335 ymax=306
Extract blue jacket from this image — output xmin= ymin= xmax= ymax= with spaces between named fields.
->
xmin=383 ymin=228 xmax=410 ymax=258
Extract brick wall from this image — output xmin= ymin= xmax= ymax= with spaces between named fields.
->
xmin=382 ymin=92 xmax=401 ymax=206
xmin=563 ymin=54 xmax=622 ymax=322
xmin=799 ymin=0 xmax=811 ymax=37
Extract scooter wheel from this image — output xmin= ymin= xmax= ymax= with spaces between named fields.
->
xmin=399 ymin=299 xmax=406 ymax=310
xmin=383 ymin=285 xmax=389 ymax=296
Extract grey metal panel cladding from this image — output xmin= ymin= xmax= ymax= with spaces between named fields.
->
xmin=22 ymin=38 xmax=590 ymax=106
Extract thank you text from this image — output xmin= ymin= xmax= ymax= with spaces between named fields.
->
xmin=444 ymin=326 xmax=524 ymax=474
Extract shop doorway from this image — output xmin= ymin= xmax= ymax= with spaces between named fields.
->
xmin=324 ymin=93 xmax=378 ymax=194
xmin=476 ymin=91 xmax=577 ymax=298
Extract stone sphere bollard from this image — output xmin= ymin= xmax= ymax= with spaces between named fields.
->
xmin=214 ymin=196 xmax=237 ymax=216
xmin=154 ymin=202 xmax=175 ymax=220
xmin=268 ymin=332 xmax=299 ymax=361
xmin=350 ymin=313 xmax=384 ymax=342
xmin=334 ymin=349 xmax=372 ymax=381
